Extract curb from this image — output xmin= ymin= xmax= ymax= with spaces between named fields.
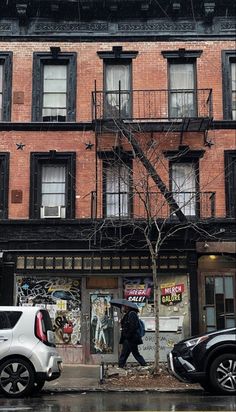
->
xmin=43 ymin=387 xmax=203 ymax=394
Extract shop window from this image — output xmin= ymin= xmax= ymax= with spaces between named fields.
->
xmin=0 ymin=53 xmax=12 ymax=121
xmin=32 ymin=52 xmax=76 ymax=122
xmin=222 ymin=51 xmax=236 ymax=120
xmin=0 ymin=153 xmax=9 ymax=219
xmin=17 ymin=276 xmax=81 ymax=346
xmin=204 ymin=274 xmax=236 ymax=331
xmin=30 ymin=152 xmax=76 ymax=219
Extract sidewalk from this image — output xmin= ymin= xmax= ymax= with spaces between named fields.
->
xmin=43 ymin=364 xmax=202 ymax=393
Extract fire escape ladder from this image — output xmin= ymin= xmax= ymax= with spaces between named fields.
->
xmin=124 ymin=128 xmax=188 ymax=223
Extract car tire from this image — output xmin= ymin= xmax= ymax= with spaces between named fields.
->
xmin=209 ymin=353 xmax=236 ymax=395
xmin=0 ymin=358 xmax=35 ymax=398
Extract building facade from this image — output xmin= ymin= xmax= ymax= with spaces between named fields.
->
xmin=0 ymin=0 xmax=235 ymax=364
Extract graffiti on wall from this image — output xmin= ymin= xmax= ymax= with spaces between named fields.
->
xmin=17 ymin=277 xmax=81 ymax=346
xmin=90 ymin=294 xmax=114 ymax=354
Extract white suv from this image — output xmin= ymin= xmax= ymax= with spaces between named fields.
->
xmin=0 ymin=306 xmax=63 ymax=397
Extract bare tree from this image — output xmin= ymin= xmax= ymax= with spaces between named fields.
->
xmin=91 ymin=120 xmax=219 ymax=374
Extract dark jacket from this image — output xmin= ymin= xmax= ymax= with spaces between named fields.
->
xmin=119 ymin=310 xmax=143 ymax=345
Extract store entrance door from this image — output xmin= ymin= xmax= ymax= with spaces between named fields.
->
xmin=200 ymin=272 xmax=236 ymax=333
xmin=83 ymin=280 xmax=120 ymax=364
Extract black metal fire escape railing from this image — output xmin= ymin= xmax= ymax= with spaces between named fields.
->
xmin=92 ymin=88 xmax=213 ymax=122
xmin=91 ymin=191 xmax=216 ymax=220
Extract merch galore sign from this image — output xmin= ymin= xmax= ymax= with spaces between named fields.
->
xmin=161 ymin=283 xmax=184 ymax=305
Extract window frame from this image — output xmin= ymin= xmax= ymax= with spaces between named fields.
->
xmin=0 ymin=52 xmax=12 ymax=121
xmin=30 ymin=152 xmax=76 ymax=219
xmin=168 ymin=59 xmax=197 ymax=118
xmin=32 ymin=52 xmax=77 ymax=122
xmin=102 ymin=155 xmax=133 ymax=219
xmin=224 ymin=150 xmax=236 ymax=218
xmin=222 ymin=50 xmax=236 ymax=120
xmin=104 ymin=59 xmax=132 ymax=119
xmin=0 ymin=153 xmax=9 ymax=219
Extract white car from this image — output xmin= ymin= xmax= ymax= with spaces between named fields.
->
xmin=0 ymin=306 xmax=63 ymax=397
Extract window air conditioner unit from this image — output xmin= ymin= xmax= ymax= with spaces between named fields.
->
xmin=40 ymin=205 xmax=66 ymax=219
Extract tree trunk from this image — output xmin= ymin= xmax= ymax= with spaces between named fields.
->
xmin=152 ymin=256 xmax=160 ymax=374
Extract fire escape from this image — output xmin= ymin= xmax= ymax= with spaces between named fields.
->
xmin=91 ymin=74 xmax=214 ymax=227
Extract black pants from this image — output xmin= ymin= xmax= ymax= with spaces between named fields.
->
xmin=118 ymin=339 xmax=146 ymax=367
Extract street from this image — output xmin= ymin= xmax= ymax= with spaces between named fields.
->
xmin=0 ymin=392 xmax=235 ymax=412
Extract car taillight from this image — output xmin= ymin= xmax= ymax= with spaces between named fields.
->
xmin=35 ymin=311 xmax=48 ymax=343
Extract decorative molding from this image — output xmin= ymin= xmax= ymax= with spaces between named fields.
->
xmin=220 ymin=21 xmax=236 ymax=31
xmin=0 ymin=23 xmax=12 ymax=32
xmin=34 ymin=22 xmax=108 ymax=33
xmin=118 ymin=22 xmax=195 ymax=32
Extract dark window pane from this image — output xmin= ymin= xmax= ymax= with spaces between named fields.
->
xmin=216 ymin=293 xmax=225 ymax=329
xmin=205 ymin=277 xmax=214 ymax=304
xmin=225 ymin=298 xmax=234 ymax=313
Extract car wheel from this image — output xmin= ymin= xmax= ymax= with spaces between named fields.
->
xmin=0 ymin=358 xmax=35 ymax=398
xmin=209 ymin=353 xmax=236 ymax=395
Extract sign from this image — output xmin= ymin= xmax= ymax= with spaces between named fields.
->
xmin=160 ymin=283 xmax=184 ymax=306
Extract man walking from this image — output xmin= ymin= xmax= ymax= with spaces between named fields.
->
xmin=118 ymin=305 xmax=147 ymax=368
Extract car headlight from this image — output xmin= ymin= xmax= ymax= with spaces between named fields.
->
xmin=185 ymin=335 xmax=209 ymax=348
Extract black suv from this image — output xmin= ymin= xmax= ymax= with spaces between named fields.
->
xmin=167 ymin=327 xmax=236 ymax=395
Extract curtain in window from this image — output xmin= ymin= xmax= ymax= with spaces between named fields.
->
xmin=43 ymin=65 xmax=67 ymax=121
xmin=231 ymin=62 xmax=236 ymax=120
xmin=169 ymin=63 xmax=195 ymax=118
xmin=105 ymin=163 xmax=130 ymax=217
xmin=41 ymin=165 xmax=66 ymax=206
xmin=0 ymin=65 xmax=2 ymax=121
xmin=172 ymin=163 xmax=196 ymax=216
xmin=105 ymin=64 xmax=131 ymax=118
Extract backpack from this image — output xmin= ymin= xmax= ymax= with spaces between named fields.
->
xmin=138 ymin=318 xmax=145 ymax=338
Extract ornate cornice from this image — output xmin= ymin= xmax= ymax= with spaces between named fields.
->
xmin=0 ymin=17 xmax=235 ymax=39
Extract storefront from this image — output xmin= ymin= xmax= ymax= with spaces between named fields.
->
xmin=11 ymin=252 xmax=193 ymax=364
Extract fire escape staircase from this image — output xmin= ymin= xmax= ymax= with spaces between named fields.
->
xmin=92 ymin=86 xmax=213 ymax=223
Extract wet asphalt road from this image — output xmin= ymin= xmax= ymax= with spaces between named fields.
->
xmin=0 ymin=392 xmax=236 ymax=412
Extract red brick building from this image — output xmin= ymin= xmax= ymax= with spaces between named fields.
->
xmin=0 ymin=0 xmax=235 ymax=364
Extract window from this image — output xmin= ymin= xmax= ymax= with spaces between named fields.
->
xmin=30 ymin=152 xmax=76 ymax=219
xmin=204 ymin=274 xmax=236 ymax=331
xmin=32 ymin=52 xmax=76 ymax=122
xmin=41 ymin=164 xmax=66 ymax=217
xmin=0 ymin=52 xmax=12 ymax=121
xmin=162 ymin=50 xmax=202 ymax=119
xmin=169 ymin=62 xmax=196 ymax=118
xmin=103 ymin=160 xmax=132 ymax=218
xmin=222 ymin=51 xmax=236 ymax=120
xmin=104 ymin=62 xmax=131 ymax=119
xmin=42 ymin=65 xmax=67 ymax=121
xmin=225 ymin=150 xmax=236 ymax=218
xmin=0 ymin=153 xmax=9 ymax=219
xmin=0 ymin=64 xmax=2 ymax=119
xmin=171 ymin=162 xmax=197 ymax=216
